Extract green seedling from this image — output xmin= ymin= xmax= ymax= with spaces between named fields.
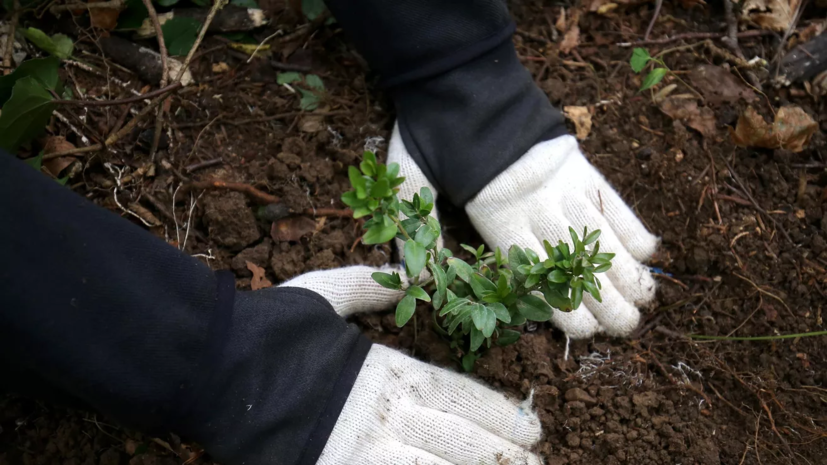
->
xmin=343 ymin=153 xmax=614 ymax=371
xmin=630 ymin=47 xmax=669 ymax=92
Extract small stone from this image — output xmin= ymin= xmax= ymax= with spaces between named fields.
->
xmin=566 ymin=432 xmax=581 ymax=447
xmin=632 ymin=391 xmax=660 ymax=408
xmin=565 ymin=387 xmax=597 ymax=405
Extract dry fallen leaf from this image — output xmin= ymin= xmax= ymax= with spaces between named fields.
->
xmin=271 ymin=215 xmax=318 ymax=242
xmin=588 ymin=0 xmax=651 ymax=12
xmin=729 ymin=105 xmax=817 ymax=152
xmin=247 ymin=261 xmax=273 ymax=290
xmin=42 ymin=136 xmax=77 ymax=178
xmin=563 ymin=106 xmax=592 ymax=140
xmin=559 ymin=10 xmax=581 ymax=54
xmin=659 ymin=97 xmax=717 ymax=138
xmin=212 ymin=62 xmax=230 ymax=73
xmin=739 ymin=0 xmax=802 ymax=31
xmin=90 ymin=8 xmax=122 ymax=31
xmin=689 ymin=65 xmax=757 ymax=106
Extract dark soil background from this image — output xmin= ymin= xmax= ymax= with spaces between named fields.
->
xmin=2 ymin=1 xmax=827 ymax=464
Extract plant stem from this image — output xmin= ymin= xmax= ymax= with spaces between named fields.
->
xmin=690 ymin=331 xmax=827 ymax=341
xmin=391 ymin=215 xmax=414 ymax=241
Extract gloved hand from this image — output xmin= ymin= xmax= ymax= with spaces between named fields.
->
xmin=282 ymin=267 xmax=543 ymax=464
xmin=281 ymin=265 xmax=406 ymax=317
xmin=389 ymin=125 xmax=659 ymax=339
xmin=319 ymin=344 xmax=543 ymax=464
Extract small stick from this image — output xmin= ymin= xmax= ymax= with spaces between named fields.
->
xmin=50 ymin=0 xmax=123 ymax=13
xmin=303 ymin=208 xmax=352 ymax=218
xmin=247 ymin=30 xmax=282 ymax=63
xmin=54 ymin=82 xmax=183 ymax=106
xmin=721 ymin=0 xmax=743 ymax=58
xmin=617 ymin=30 xmax=773 ymax=47
xmin=140 ymin=0 xmax=170 ymax=158
xmin=185 ymin=157 xmax=223 ymax=173
xmin=185 ymin=179 xmax=279 ymax=204
xmin=175 ymin=0 xmax=229 ymax=81
xmin=2 ymin=0 xmax=20 ymax=76
xmin=643 ymin=0 xmax=663 ymax=41
xmin=732 ymin=272 xmax=793 ymax=317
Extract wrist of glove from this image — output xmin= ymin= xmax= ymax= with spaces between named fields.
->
xmin=390 ymin=123 xmax=659 ymax=339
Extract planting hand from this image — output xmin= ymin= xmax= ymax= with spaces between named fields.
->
xmin=318 ymin=344 xmax=543 ymax=464
xmin=281 ymin=265 xmax=407 ymax=317
xmin=390 ymin=127 xmax=659 ymax=339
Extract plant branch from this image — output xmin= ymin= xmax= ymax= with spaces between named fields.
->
xmin=392 ymin=215 xmax=414 ymax=241
xmin=53 ymin=82 xmax=183 ymax=106
xmin=175 ymin=0 xmax=228 ymax=82
xmin=643 ymin=0 xmax=663 ymax=41
xmin=2 ymin=0 xmax=20 ymax=76
xmin=50 ymin=0 xmax=124 ymax=14
xmin=140 ymin=0 xmax=169 ymax=158
xmin=617 ymin=30 xmax=773 ymax=47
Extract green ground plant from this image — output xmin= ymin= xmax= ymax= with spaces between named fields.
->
xmin=342 ymin=153 xmax=615 ymax=370
xmin=630 ymin=47 xmax=669 ymax=91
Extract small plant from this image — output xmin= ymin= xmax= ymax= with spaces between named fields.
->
xmin=630 ymin=47 xmax=669 ymax=91
xmin=342 ymin=153 xmax=615 ymax=371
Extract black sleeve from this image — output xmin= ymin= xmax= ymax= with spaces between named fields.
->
xmin=0 ymin=153 xmax=371 ymax=465
xmin=324 ymin=0 xmax=568 ymax=206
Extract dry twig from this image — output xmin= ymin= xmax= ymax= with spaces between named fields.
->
xmin=140 ymin=0 xmax=170 ymax=158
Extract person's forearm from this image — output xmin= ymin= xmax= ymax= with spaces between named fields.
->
xmin=324 ymin=0 xmax=568 ymax=205
xmin=0 ymin=153 xmax=369 ymax=465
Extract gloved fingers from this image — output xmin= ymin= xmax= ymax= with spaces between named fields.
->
xmin=410 ymin=363 xmax=542 ymax=447
xmin=469 ymin=216 xmax=545 ymax=263
xmin=388 ymin=123 xmax=439 ymax=209
xmin=393 ymin=401 xmax=543 ymax=465
xmin=361 ymin=442 xmax=454 ymax=465
xmin=581 ymin=164 xmax=659 ymax=262
xmin=279 ymin=265 xmax=406 ymax=317
xmin=549 ymin=303 xmax=602 ymax=339
xmin=579 ymin=277 xmax=642 ymax=337
xmin=561 ymin=196 xmax=657 ymax=306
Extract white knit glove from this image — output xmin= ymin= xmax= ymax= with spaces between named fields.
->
xmin=390 ymin=125 xmax=659 ymax=339
xmin=281 ymin=265 xmax=406 ymax=317
xmin=319 ymin=344 xmax=543 ymax=464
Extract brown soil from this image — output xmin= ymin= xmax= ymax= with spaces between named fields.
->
xmin=2 ymin=2 xmax=827 ymax=465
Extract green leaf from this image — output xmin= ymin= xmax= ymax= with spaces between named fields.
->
xmin=372 ymin=271 xmax=401 ymax=290
xmin=524 ymin=273 xmax=540 ymax=288
xmin=508 ymin=245 xmax=530 ymax=281
xmin=370 ymin=177 xmax=391 ymax=198
xmin=548 ymin=269 xmax=569 ymax=284
xmin=583 ymin=229 xmax=601 ymax=245
xmin=496 ymin=328 xmax=521 ymax=346
xmin=470 ymin=327 xmax=485 ymax=352
xmin=525 ymin=248 xmax=540 ymax=264
xmin=461 ymin=352 xmax=478 ymax=372
xmin=516 ymin=294 xmax=553 ymax=322
xmin=428 ymin=262 xmax=447 ymax=310
xmin=305 ymin=74 xmax=324 ymax=90
xmin=469 ymin=273 xmax=498 ymax=301
xmin=571 ymin=284 xmax=584 ymax=310
xmin=594 ymin=263 xmax=612 ymax=273
xmin=117 ymin=0 xmax=149 ymax=29
xmin=162 ymin=17 xmax=201 ymax=56
xmin=447 ymin=257 xmax=474 ymax=283
xmin=360 ymin=160 xmax=375 ymax=176
xmin=542 ymin=285 xmax=572 ymax=311
xmin=583 ymin=280 xmax=601 ymax=302
xmin=406 ymin=285 xmax=431 ymax=302
xmin=23 ymin=151 xmax=43 ymax=170
xmin=348 ymin=166 xmax=367 ymax=199
xmin=22 ymin=28 xmax=74 ymax=59
xmin=363 ymin=221 xmax=397 ymax=245
xmin=277 ymin=72 xmax=303 ymax=85
xmin=156 ymin=0 xmax=179 ymax=5
xmin=400 ymin=218 xmax=420 ymax=237
xmin=419 ymin=186 xmax=434 ymax=206
xmin=231 ymin=0 xmax=258 ymax=7
xmin=439 ymin=297 xmax=470 ymax=317
xmin=630 ymin=47 xmax=651 ymax=73
xmin=543 ymin=240 xmax=555 ymax=259
xmin=640 ymin=67 xmax=668 ymax=91
xmin=404 ymin=240 xmax=427 ymax=277
xmin=591 ymin=252 xmax=615 ymax=264
xmin=395 ymin=295 xmax=416 ymax=327
xmin=0 ymin=77 xmax=55 ymax=152
xmin=461 ymin=244 xmax=479 ymax=257
xmin=0 ymin=57 xmax=60 ymax=106
xmin=497 ymin=274 xmax=510 ymax=297
xmin=302 ymin=0 xmax=326 ymax=20
xmin=415 ymin=223 xmax=438 ymax=248
xmin=399 ymin=200 xmax=418 ymax=218
xmin=298 ymin=88 xmax=320 ymax=111
xmin=488 ymin=302 xmax=510 ymax=324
